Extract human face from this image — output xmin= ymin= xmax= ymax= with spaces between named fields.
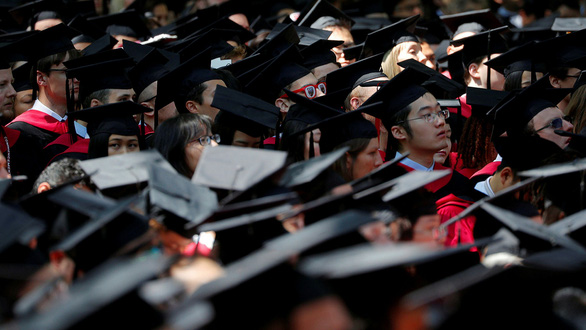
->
xmin=184 ymin=129 xmax=217 ymax=177
xmin=421 ymin=41 xmax=436 ymax=70
xmin=44 ymin=54 xmax=80 ymax=104
xmin=196 ymin=79 xmax=226 ymax=120
xmin=34 ymin=18 xmax=63 ymax=31
xmin=412 ymin=214 xmax=443 ymax=244
xmin=0 ymin=68 xmax=16 ymax=117
xmin=434 ymin=127 xmax=452 ymax=165
xmin=290 ymin=73 xmax=325 ymax=99
xmin=478 ymin=55 xmax=505 ymax=90
xmin=107 ymin=134 xmax=140 ymax=156
xmin=531 ymin=107 xmax=573 ymax=149
xmin=107 ymin=88 xmax=136 ymax=104
xmin=348 ymin=137 xmax=383 ymax=180
xmin=232 ymin=130 xmax=261 ymax=148
xmin=398 ymin=93 xmax=448 ymax=163
xmin=397 ymin=41 xmax=428 ymax=67
xmin=328 ymin=26 xmax=356 ymax=67
xmin=13 ymin=89 xmax=33 ymax=117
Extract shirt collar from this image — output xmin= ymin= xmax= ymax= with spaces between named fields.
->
xmin=474 ymin=176 xmax=495 ymax=197
xmin=394 ymin=151 xmax=435 ymax=171
xmin=32 ymin=99 xmax=67 ymax=122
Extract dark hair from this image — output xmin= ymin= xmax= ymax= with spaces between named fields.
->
xmin=88 ymin=132 xmax=145 ymax=159
xmin=504 ymin=70 xmax=523 ymax=91
xmin=154 ymin=113 xmax=212 ymax=178
xmin=214 ymin=69 xmax=242 ymax=91
xmin=36 ymin=49 xmax=80 ymax=74
xmin=32 ymin=158 xmax=86 ymax=192
xmin=387 ymin=104 xmax=413 ymax=154
xmin=331 ymin=138 xmax=372 ymax=182
xmin=456 ymin=115 xmax=497 ymax=170
xmin=549 ymin=66 xmax=571 ymax=79
xmin=82 ymin=89 xmax=110 ymax=109
xmin=464 ymin=55 xmax=486 ymax=85
xmin=184 ymin=82 xmax=207 ymax=109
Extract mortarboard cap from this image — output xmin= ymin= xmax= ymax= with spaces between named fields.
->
xmin=211 ymin=85 xmax=280 ymax=137
xmin=79 ymin=149 xmax=175 ymax=191
xmin=299 ymin=39 xmax=340 ymax=70
xmin=278 ymin=147 xmax=348 ymax=188
xmin=88 ymin=9 xmax=151 ymax=40
xmin=359 ymin=14 xmax=420 ymax=59
xmin=494 ymin=135 xmax=562 ymax=172
xmin=551 ymin=17 xmax=586 ymax=32
xmin=0 ymin=204 xmax=45 ymax=256
xmin=324 ymin=52 xmax=385 ymax=93
xmin=155 ymin=48 xmax=220 ymax=112
xmin=8 ymin=0 xmax=69 ymax=29
xmin=252 ymin=23 xmax=300 ymax=58
xmin=8 ymin=63 xmax=32 ymax=92
xmin=479 ymin=203 xmax=586 ymax=253
xmin=535 ymin=28 xmax=586 ymax=70
xmin=173 ymin=30 xmax=235 ymax=63
xmin=491 ymin=74 xmax=572 ymax=139
xmin=192 ymin=145 xmax=288 ymax=191
xmin=360 ymin=67 xmax=430 ymax=128
xmin=50 ymin=195 xmax=151 ymax=272
xmin=67 ymin=14 xmax=107 ymax=45
xmin=13 ymin=23 xmax=76 ymax=62
xmin=398 ymin=59 xmax=466 ymax=99
xmin=244 ymin=44 xmax=311 ymax=103
xmin=342 ymin=43 xmax=363 ymax=61
xmin=509 ymin=25 xmax=557 ymax=47
xmin=14 ymin=254 xmax=173 ymax=329
xmin=296 ymin=0 xmax=355 ymax=28
xmin=148 ymin=164 xmax=218 ymax=238
xmin=128 ymin=48 xmax=178 ymax=99
xmin=80 ymin=34 xmax=118 ymax=56
xmin=267 ymin=23 xmax=332 ymax=47
xmin=465 ymin=87 xmax=509 ymax=117
xmin=450 ymin=26 xmax=509 ymax=68
xmin=484 ymin=40 xmax=548 ymax=78
xmin=440 ymin=9 xmax=503 ymax=36
xmin=64 ymin=51 xmax=134 ymax=104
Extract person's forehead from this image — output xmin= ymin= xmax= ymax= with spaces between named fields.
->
xmin=535 ymin=106 xmax=563 ymax=120
xmin=0 ymin=68 xmax=13 ymax=80
xmin=291 ymin=73 xmax=318 ymax=89
xmin=204 ymin=79 xmax=226 ymax=89
xmin=410 ymin=92 xmax=437 ymax=111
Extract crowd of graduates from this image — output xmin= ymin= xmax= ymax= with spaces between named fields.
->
xmin=3 ymin=0 xmax=586 ymax=329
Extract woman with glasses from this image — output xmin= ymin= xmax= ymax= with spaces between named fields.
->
xmin=154 ymin=113 xmax=217 ymax=178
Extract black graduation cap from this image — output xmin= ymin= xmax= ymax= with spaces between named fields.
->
xmin=484 ymin=40 xmax=547 ymax=79
xmin=12 ymin=23 xmax=76 ymax=63
xmin=80 ymin=33 xmax=117 ymax=56
xmin=494 ymin=135 xmax=562 ymax=173
xmin=359 ymin=14 xmax=420 ymax=59
xmin=251 ymin=22 xmax=300 ymax=58
xmin=342 ymin=42 xmax=363 ymax=61
xmin=8 ymin=0 xmax=69 ymax=29
xmin=148 ymin=164 xmax=218 ymax=238
xmin=67 ymin=101 xmax=148 ymax=140
xmin=479 ymin=203 xmax=586 ymax=253
xmin=465 ymin=87 xmax=509 ymax=117
xmin=491 ymin=74 xmax=572 ymax=139
xmin=360 ymin=67 xmax=431 ymax=129
xmin=551 ymin=17 xmax=586 ymax=32
xmin=174 ymin=29 xmax=236 ymax=62
xmin=450 ymin=26 xmax=509 ymax=68
xmin=398 ymin=59 xmax=466 ymax=99
xmin=244 ymin=44 xmax=311 ymax=103
xmin=299 ymin=39 xmax=340 ymax=71
xmin=65 ymin=51 xmax=135 ymax=104
xmin=128 ymin=48 xmax=178 ymax=100
xmin=0 ymin=204 xmax=45 ymax=256
xmin=211 ymin=85 xmax=280 ymax=137
xmin=68 ymin=14 xmax=107 ymax=45
xmin=88 ymin=9 xmax=152 ymax=40
xmin=14 ymin=254 xmax=173 ymax=329
xmin=278 ymin=147 xmax=348 ymax=188
xmin=324 ymin=52 xmax=385 ymax=93
xmin=296 ymin=0 xmax=355 ymax=28
xmin=508 ymin=25 xmax=557 ymax=47
xmin=192 ymin=145 xmax=288 ymax=192
xmin=155 ymin=48 xmax=220 ymax=112
xmin=266 ymin=22 xmax=333 ymax=47
xmin=440 ymin=9 xmax=504 ymax=36
xmin=534 ymin=28 xmax=586 ymax=70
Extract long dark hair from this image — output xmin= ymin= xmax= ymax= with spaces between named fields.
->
xmin=154 ymin=113 xmax=212 ymax=178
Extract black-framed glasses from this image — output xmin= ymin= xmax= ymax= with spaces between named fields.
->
xmin=47 ymin=68 xmax=67 ymax=73
xmin=396 ymin=109 xmax=450 ymax=125
xmin=359 ymin=80 xmax=388 ymax=91
xmin=196 ymin=134 xmax=221 ymax=146
xmin=535 ymin=117 xmax=565 ymax=132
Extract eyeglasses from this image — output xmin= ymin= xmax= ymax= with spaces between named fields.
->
xmin=535 ymin=117 xmax=565 ymax=132
xmin=192 ymin=134 xmax=221 ymax=146
xmin=47 ymin=68 xmax=67 ymax=73
xmin=396 ymin=109 xmax=450 ymax=125
xmin=359 ymin=80 xmax=388 ymax=91
xmin=280 ymin=82 xmax=326 ymax=99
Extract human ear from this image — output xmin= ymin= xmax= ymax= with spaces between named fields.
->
xmin=350 ymin=96 xmax=362 ymax=110
xmin=468 ymin=63 xmax=481 ymax=80
xmin=37 ymin=182 xmax=51 ymax=193
xmin=185 ymin=100 xmax=198 ymax=114
xmin=549 ymin=75 xmax=562 ymax=88
xmin=391 ymin=125 xmax=407 ymax=141
xmin=37 ymin=70 xmax=47 ymax=87
xmin=275 ymin=98 xmax=289 ymax=113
